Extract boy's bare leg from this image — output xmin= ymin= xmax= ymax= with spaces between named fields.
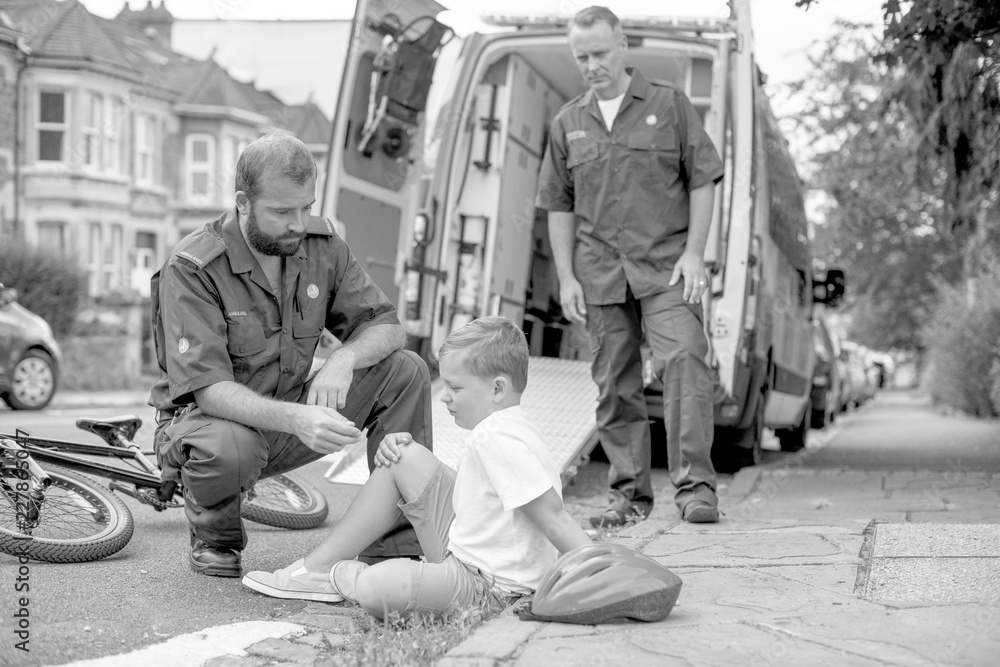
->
xmin=303 ymin=443 xmax=439 ymax=572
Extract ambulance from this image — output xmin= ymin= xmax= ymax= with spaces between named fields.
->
xmin=320 ymin=0 xmax=844 ymax=482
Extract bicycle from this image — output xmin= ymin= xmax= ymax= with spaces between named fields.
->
xmin=0 ymin=414 xmax=329 ymax=563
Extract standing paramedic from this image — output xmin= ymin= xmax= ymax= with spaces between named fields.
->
xmin=149 ymin=133 xmax=434 ymax=577
xmin=535 ymin=6 xmax=725 ymax=526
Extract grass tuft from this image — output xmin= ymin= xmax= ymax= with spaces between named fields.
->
xmin=327 ymin=603 xmax=491 ymax=666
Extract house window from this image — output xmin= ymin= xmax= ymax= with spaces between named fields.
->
xmin=186 ymin=134 xmax=215 ymax=205
xmin=37 ymin=91 xmax=67 ymax=162
xmin=132 ymin=232 xmax=157 ymax=297
xmin=136 ymin=114 xmax=156 ymax=185
xmin=103 ymin=97 xmax=123 ymax=173
xmin=105 ymin=224 xmax=123 ymax=291
xmin=36 ymin=221 xmax=68 ymax=257
xmin=223 ymin=135 xmax=238 ymax=191
xmin=88 ymin=223 xmax=102 ymax=295
xmin=83 ymin=93 xmax=102 ymax=169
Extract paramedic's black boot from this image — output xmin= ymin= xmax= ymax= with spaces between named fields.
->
xmin=190 ymin=534 xmax=241 ymax=577
xmin=682 ymin=500 xmax=720 ymax=523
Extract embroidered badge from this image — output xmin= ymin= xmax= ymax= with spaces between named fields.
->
xmin=567 ymin=130 xmax=588 ymax=141
xmin=646 ymin=114 xmax=657 ymax=126
xmin=307 ymin=284 xmax=319 ymax=299
xmin=178 ymin=338 xmax=189 ymax=354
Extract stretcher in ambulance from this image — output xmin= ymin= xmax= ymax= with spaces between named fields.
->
xmin=320 ymin=0 xmax=844 ymax=483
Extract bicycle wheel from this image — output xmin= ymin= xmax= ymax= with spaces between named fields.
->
xmin=242 ymin=472 xmax=328 ymax=530
xmin=0 ymin=466 xmax=134 ymax=563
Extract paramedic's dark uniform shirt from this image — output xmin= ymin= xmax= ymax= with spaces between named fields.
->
xmin=536 ymin=69 xmax=725 ymax=304
xmin=149 ymin=208 xmax=398 ymax=412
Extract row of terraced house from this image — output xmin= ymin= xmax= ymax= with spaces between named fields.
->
xmin=0 ymin=0 xmax=332 ymax=298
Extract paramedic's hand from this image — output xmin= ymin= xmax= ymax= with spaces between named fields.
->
xmin=670 ymin=250 xmax=710 ymax=304
xmin=295 ymin=405 xmax=362 ymax=455
xmin=309 ymin=348 xmax=355 ymax=409
xmin=559 ymin=277 xmax=588 ymax=325
xmin=375 ymin=432 xmax=412 ymax=468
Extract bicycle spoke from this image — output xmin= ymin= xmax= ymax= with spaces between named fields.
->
xmin=252 ymin=476 xmax=309 ymax=511
xmin=1 ymin=478 xmax=111 ymax=541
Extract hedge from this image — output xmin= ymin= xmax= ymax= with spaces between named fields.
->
xmin=922 ymin=264 xmax=1000 ymax=417
xmin=0 ymin=239 xmax=86 ymax=338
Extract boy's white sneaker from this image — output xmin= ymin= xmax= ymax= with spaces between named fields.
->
xmin=330 ymin=559 xmax=369 ymax=602
xmin=243 ymin=558 xmax=344 ymax=603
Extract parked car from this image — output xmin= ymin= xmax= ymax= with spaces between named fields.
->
xmin=867 ymin=350 xmax=895 ymax=389
xmin=0 ymin=284 xmax=63 ymax=410
xmin=810 ymin=317 xmax=842 ymax=428
xmin=840 ymin=341 xmax=874 ymax=408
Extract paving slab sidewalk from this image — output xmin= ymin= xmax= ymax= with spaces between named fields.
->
xmin=439 ymin=464 xmax=1000 ymax=667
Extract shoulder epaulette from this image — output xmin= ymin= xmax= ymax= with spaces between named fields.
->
xmin=306 ymin=216 xmax=336 ymax=236
xmin=648 ymin=78 xmax=680 ymax=91
xmin=172 ymin=231 xmax=225 ymax=269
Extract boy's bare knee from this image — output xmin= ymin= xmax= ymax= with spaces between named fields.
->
xmin=389 ymin=441 xmax=438 ymax=476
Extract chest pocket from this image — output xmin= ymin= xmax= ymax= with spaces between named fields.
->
xmin=292 ymin=285 xmax=327 ymax=344
xmin=567 ymin=138 xmax=600 ymax=169
xmin=292 ymin=308 xmax=326 ymax=340
xmin=226 ymin=321 xmax=267 ymax=381
xmin=627 ymin=127 xmax=681 ymax=184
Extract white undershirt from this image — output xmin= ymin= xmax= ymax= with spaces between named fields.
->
xmin=596 ymin=92 xmax=626 ymax=131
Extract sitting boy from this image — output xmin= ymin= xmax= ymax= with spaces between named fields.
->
xmin=242 ymin=316 xmax=593 ymax=618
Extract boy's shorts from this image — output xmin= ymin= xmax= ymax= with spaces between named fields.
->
xmin=386 ymin=461 xmax=522 ymax=617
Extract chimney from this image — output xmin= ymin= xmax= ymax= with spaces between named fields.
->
xmin=117 ymin=1 xmax=174 ymax=49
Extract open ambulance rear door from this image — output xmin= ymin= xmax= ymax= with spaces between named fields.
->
xmin=320 ymin=0 xmax=453 ymax=302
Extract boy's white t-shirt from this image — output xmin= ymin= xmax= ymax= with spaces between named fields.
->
xmin=597 ymin=92 xmax=626 ymax=131
xmin=447 ymin=405 xmax=563 ymax=594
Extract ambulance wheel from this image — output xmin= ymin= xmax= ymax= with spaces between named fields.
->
xmin=776 ymin=400 xmax=809 ymax=452
xmin=712 ymin=381 xmax=766 ymax=474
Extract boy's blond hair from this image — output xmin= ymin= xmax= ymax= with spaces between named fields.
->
xmin=438 ymin=316 xmax=529 ymax=393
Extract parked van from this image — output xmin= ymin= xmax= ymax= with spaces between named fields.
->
xmin=321 ymin=0 xmax=844 ymax=476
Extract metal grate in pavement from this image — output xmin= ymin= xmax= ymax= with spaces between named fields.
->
xmin=857 ymin=522 xmax=1000 ymax=603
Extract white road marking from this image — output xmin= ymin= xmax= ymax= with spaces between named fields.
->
xmin=55 ymin=621 xmax=307 ymax=667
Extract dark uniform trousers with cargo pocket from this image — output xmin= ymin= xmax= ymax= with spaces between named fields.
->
xmin=588 ymin=286 xmax=716 ymax=516
xmin=154 ymin=349 xmax=432 ymax=558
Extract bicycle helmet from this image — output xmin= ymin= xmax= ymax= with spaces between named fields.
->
xmin=518 ymin=544 xmax=682 ymax=624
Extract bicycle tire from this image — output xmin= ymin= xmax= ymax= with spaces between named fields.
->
xmin=241 ymin=472 xmax=328 ymax=530
xmin=0 ymin=466 xmax=134 ymax=563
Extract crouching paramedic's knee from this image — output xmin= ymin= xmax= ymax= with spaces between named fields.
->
xmin=161 ymin=413 xmax=269 ymax=507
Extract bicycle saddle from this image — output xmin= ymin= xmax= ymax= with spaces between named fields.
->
xmin=76 ymin=415 xmax=143 ymax=443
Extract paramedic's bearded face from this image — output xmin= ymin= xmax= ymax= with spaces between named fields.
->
xmin=569 ymin=20 xmax=629 ymax=100
xmin=237 ymin=172 xmax=316 ymax=257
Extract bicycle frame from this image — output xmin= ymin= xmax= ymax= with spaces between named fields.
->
xmin=0 ymin=432 xmax=163 ymax=490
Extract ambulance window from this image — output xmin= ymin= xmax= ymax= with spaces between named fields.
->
xmin=691 ymin=59 xmax=712 ymax=98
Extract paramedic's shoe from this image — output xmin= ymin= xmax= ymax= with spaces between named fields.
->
xmin=330 ymin=559 xmax=370 ymax=602
xmin=682 ymin=500 xmax=720 ymax=523
xmin=190 ymin=538 xmax=241 ymax=578
xmin=588 ymin=505 xmax=645 ymax=529
xmin=243 ymin=559 xmax=344 ymax=603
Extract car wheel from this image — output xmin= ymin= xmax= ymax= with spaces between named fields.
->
xmin=776 ymin=398 xmax=809 ymax=452
xmin=6 ymin=349 xmax=58 ymax=410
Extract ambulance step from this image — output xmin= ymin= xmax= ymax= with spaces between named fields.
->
xmin=324 ymin=357 xmax=599 ymax=486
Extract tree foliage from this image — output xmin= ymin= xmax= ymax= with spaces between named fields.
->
xmin=797 ymin=0 xmax=1000 ymax=270
xmin=783 ymin=22 xmax=963 ymax=353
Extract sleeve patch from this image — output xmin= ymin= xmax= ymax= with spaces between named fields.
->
xmin=177 ymin=251 xmax=204 ymax=268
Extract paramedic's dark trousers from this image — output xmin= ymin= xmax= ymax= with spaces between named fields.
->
xmin=154 ymin=349 xmax=433 ymax=559
xmin=587 ymin=285 xmax=717 ymax=515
